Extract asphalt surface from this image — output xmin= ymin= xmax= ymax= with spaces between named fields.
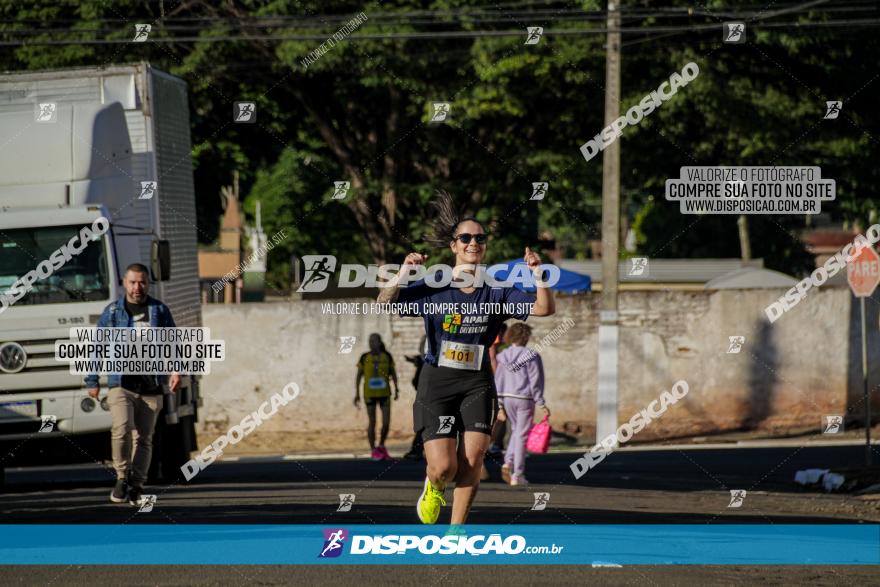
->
xmin=2 ymin=564 xmax=878 ymax=586
xmin=2 ymin=444 xmax=879 ymax=524
xmin=3 ymin=444 xmax=879 ymax=584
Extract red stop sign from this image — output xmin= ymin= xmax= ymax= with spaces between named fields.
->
xmin=847 ymin=245 xmax=880 ymax=297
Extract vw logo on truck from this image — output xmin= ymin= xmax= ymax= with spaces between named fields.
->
xmin=0 ymin=63 xmax=202 ymax=487
xmin=0 ymin=342 xmax=27 ymax=373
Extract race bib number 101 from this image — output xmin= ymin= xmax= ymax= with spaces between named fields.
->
xmin=438 ymin=340 xmax=484 ymax=371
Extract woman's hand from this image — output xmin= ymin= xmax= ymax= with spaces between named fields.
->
xmin=402 ymin=252 xmax=428 ymax=267
xmin=540 ymin=404 xmax=551 ymax=418
xmin=379 ymin=252 xmax=428 ymax=302
xmin=526 ymin=245 xmax=556 ymax=316
xmin=524 ymin=247 xmax=541 ymax=274
xmin=397 ymin=252 xmax=429 ymax=286
xmin=496 ymin=407 xmax=507 ymax=422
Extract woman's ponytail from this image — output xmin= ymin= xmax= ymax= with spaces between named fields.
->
xmin=424 ymin=190 xmax=483 ymax=248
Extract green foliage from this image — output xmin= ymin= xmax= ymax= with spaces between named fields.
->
xmin=2 ymin=0 xmax=878 ymax=283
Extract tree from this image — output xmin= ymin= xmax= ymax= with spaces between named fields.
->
xmin=2 ymin=0 xmax=878 ymax=281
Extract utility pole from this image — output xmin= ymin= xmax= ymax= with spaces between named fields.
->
xmin=737 ymin=215 xmax=752 ymax=265
xmin=597 ymin=0 xmax=621 ymax=446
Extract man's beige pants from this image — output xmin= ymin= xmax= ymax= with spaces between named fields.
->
xmin=108 ymin=387 xmax=163 ymax=487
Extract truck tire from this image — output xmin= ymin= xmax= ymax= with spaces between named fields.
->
xmin=146 ymin=416 xmax=195 ymax=484
xmin=161 ymin=415 xmax=196 ymax=482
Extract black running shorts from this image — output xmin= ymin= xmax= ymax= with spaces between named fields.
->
xmin=413 ymin=363 xmax=498 ymax=441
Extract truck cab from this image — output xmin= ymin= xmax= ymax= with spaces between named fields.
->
xmin=0 ymin=64 xmax=201 ymax=486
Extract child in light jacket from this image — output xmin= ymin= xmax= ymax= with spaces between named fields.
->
xmin=493 ymin=322 xmax=550 ymax=485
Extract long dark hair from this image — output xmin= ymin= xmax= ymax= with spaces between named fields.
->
xmin=424 ymin=190 xmax=485 ymax=249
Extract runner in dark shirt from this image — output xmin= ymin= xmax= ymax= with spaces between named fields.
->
xmin=396 ymin=275 xmax=534 ymax=371
xmin=377 ymin=191 xmax=556 ymax=526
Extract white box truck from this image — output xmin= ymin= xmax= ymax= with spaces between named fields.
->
xmin=0 ymin=63 xmax=201 ymax=486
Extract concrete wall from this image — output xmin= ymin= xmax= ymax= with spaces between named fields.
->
xmin=198 ymin=288 xmax=880 ymax=452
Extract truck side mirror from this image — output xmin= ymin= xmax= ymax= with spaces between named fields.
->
xmin=151 ymin=240 xmax=171 ymax=281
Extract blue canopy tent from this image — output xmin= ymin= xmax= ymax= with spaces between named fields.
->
xmin=490 ymin=260 xmax=591 ymax=293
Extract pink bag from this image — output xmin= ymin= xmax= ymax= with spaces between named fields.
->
xmin=526 ymin=415 xmax=551 ymax=454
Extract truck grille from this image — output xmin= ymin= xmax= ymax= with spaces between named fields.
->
xmin=19 ymin=338 xmax=70 ymax=372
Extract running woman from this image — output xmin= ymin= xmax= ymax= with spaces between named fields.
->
xmin=377 ymin=191 xmax=556 ymax=525
xmin=354 ymin=333 xmax=399 ymax=461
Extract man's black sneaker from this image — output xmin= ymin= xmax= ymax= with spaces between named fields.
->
xmin=110 ymin=479 xmax=128 ymax=503
xmin=128 ymin=486 xmax=143 ymax=507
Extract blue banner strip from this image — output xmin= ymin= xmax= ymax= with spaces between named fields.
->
xmin=0 ymin=525 xmax=877 ymax=565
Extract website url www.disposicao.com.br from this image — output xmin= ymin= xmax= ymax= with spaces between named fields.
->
xmin=318 ymin=530 xmax=564 ymax=558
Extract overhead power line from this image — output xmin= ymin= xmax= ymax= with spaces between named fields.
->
xmin=0 ymin=0 xmax=874 ymax=26
xmin=1 ymin=0 xmax=876 ymax=46
xmin=2 ymin=17 xmax=879 ymax=46
xmin=5 ymin=5 xmax=879 ymax=36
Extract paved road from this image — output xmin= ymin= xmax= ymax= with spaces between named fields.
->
xmin=2 ymin=564 xmax=877 ymax=586
xmin=3 ymin=445 xmax=878 ymax=585
xmin=2 ymin=444 xmax=878 ymax=524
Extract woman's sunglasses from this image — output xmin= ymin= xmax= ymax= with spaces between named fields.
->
xmin=454 ymin=233 xmax=488 ymax=245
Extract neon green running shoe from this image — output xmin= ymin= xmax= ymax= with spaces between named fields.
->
xmin=416 ymin=476 xmax=446 ymax=524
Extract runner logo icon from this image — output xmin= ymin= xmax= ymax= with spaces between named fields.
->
xmin=525 ymin=27 xmax=543 ymax=45
xmin=319 ymin=529 xmax=348 ymax=558
xmin=824 ymin=101 xmax=842 ymax=119
xmin=822 ymin=415 xmax=843 ymax=434
xmin=727 ymin=336 xmax=745 ymax=354
xmin=137 ymin=495 xmax=157 ymax=512
xmin=133 ymin=24 xmax=151 ymax=42
xmin=430 ymin=102 xmax=450 ymax=122
xmin=38 ymin=415 xmax=57 ymax=433
xmin=332 ymin=181 xmax=350 ymax=199
xmin=531 ymin=492 xmax=550 ymax=510
xmin=723 ymin=22 xmax=745 ymax=43
xmin=628 ymin=257 xmax=648 ymax=276
xmin=530 ymin=182 xmax=548 ymax=200
xmin=437 ymin=416 xmax=455 ymax=434
xmin=298 ymin=255 xmax=338 ymax=292
xmin=338 ymin=336 xmax=357 ymax=354
xmin=337 ymin=494 xmax=355 ymax=512
xmin=35 ymin=103 xmax=57 ymax=123
xmin=139 ymin=181 xmax=157 ymax=200
xmin=233 ymin=101 xmax=257 ymax=123
xmin=339 ymin=336 xmax=357 ymax=355
xmin=728 ymin=489 xmax=747 ymax=508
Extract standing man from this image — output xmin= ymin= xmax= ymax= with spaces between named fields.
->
xmin=354 ymin=333 xmax=398 ymax=460
xmin=85 ymin=263 xmax=180 ymax=506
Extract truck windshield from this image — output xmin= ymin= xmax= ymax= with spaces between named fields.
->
xmin=0 ymin=224 xmax=110 ymax=305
